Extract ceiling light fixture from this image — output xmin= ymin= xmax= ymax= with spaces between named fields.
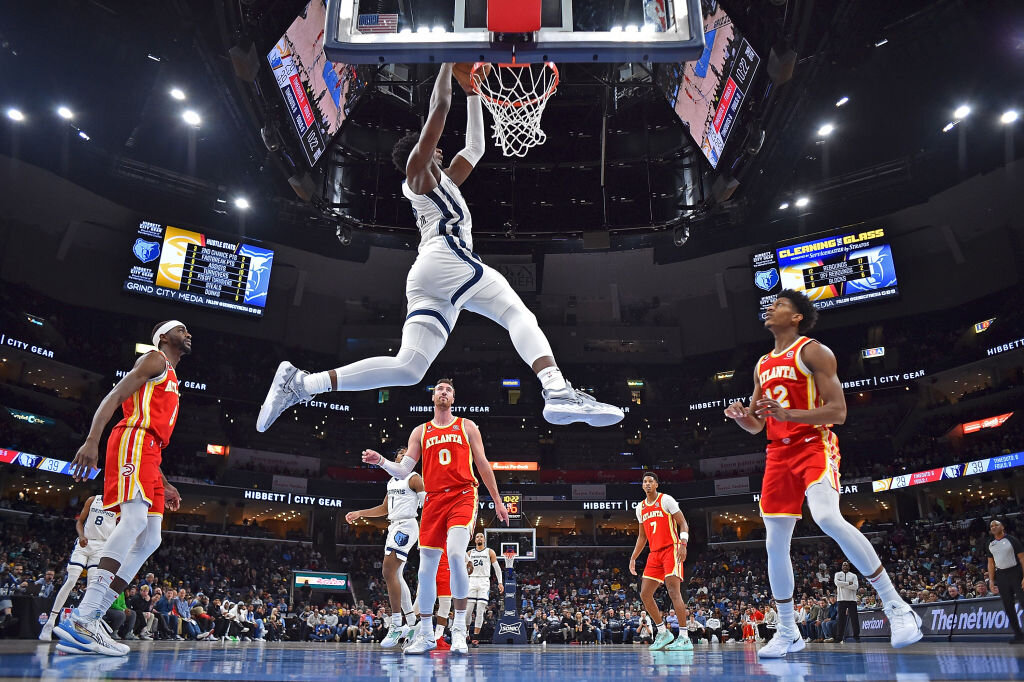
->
xmin=953 ymin=105 xmax=971 ymax=120
xmin=182 ymin=110 xmax=201 ymax=126
xmin=57 ymin=106 xmax=74 ymax=120
xmin=170 ymin=88 xmax=186 ymax=101
xmin=874 ymin=38 xmax=888 ymax=47
xmin=817 ymin=123 xmax=834 ymax=137
xmin=835 ymin=96 xmax=849 ymax=107
xmin=6 ymin=108 xmax=25 ymax=122
xmin=234 ymin=197 xmax=250 ymax=210
xmin=942 ymin=122 xmax=955 ymax=133
xmin=1001 ymin=110 xmax=1019 ymax=124
xmin=795 ymin=196 xmax=810 ymax=207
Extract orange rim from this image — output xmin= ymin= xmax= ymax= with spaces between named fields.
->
xmin=471 ymin=62 xmax=559 ymax=108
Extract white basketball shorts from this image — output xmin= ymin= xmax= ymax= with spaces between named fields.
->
xmin=404 ymin=240 xmax=513 ymax=343
xmin=384 ymin=518 xmax=419 ymax=562
xmin=68 ymin=539 xmax=105 ymax=570
xmin=468 ymin=578 xmax=491 ymax=602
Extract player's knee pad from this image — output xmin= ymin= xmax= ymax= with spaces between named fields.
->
xmin=437 ymin=596 xmax=452 ymax=619
xmin=66 ymin=564 xmax=84 ymax=584
xmin=140 ymin=516 xmax=162 ymax=555
xmin=805 ymin=483 xmax=844 ymax=533
xmin=474 ymin=604 xmax=486 ymax=628
xmin=446 ymin=528 xmax=471 ymax=599
xmin=399 ymin=322 xmax=446 ymax=366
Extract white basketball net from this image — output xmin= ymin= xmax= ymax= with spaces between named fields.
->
xmin=503 ymin=551 xmax=517 ymax=569
xmin=472 ymin=62 xmax=559 ymax=158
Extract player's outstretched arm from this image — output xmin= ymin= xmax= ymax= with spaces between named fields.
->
xmin=71 ymin=351 xmax=167 ymax=481
xmin=363 ymin=426 xmax=424 ymax=478
xmin=445 ymin=64 xmax=485 ymax=187
xmin=406 ymin=64 xmax=454 ymax=194
xmin=345 ymin=495 xmax=389 ymax=524
xmin=755 ymin=342 xmax=847 ymax=425
xmin=464 ymin=419 xmax=509 ymax=524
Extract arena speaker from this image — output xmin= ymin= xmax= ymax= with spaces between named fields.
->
xmin=767 ymin=43 xmax=797 ymax=85
xmin=229 ymin=42 xmax=261 ymax=82
xmin=288 ymin=172 xmax=317 ymax=202
xmin=711 ymin=174 xmax=740 ymax=203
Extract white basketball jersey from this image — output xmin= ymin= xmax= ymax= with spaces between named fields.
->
xmin=387 ymin=474 xmax=418 ymax=521
xmin=401 ymin=172 xmax=475 ymax=255
xmin=468 ymin=548 xmax=491 ymax=579
xmin=84 ymin=499 xmax=117 ymax=542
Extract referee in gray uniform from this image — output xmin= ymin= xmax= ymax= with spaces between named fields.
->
xmin=987 ymin=518 xmax=1024 ymax=644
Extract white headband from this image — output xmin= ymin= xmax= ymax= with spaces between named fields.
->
xmin=152 ymin=320 xmax=185 ymax=348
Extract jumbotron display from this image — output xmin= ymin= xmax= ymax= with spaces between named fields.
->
xmin=751 ymin=226 xmax=899 ymax=318
xmin=124 ymin=220 xmax=274 ymax=318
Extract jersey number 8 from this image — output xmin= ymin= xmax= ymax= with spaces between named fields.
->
xmin=439 ymin=448 xmax=451 ymax=466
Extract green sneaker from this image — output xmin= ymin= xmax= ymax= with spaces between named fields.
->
xmin=649 ymin=628 xmax=674 ymax=651
xmin=666 ymin=635 xmax=693 ymax=651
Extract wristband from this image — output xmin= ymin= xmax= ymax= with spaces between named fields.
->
xmin=679 ymin=532 xmax=689 ymax=542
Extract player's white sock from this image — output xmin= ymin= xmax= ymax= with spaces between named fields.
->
xmin=404 ymin=611 xmax=418 ymax=627
xmin=453 ymin=609 xmax=467 ymax=631
xmin=537 ymin=366 xmax=567 ymax=392
xmin=655 ymin=621 xmax=664 ymax=629
xmin=303 ymin=372 xmax=332 ymax=395
xmin=776 ymin=600 xmax=796 ymax=630
xmin=867 ymin=571 xmax=902 ymax=607
xmin=77 ymin=569 xmax=115 ymax=617
xmin=434 ymin=623 xmax=445 ymax=639
xmin=391 ymin=613 xmax=402 ymax=628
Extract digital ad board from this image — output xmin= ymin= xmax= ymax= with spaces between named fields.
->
xmin=752 ymin=227 xmax=899 ymax=318
xmin=124 ymin=220 xmax=274 ymax=317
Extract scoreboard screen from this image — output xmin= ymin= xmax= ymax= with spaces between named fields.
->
xmin=124 ymin=220 xmax=274 ymax=318
xmin=751 ymin=227 xmax=899 ymax=318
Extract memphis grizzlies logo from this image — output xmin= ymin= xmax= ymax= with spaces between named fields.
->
xmin=754 ymin=268 xmax=779 ymax=291
xmin=394 ymin=531 xmax=410 ymax=547
xmin=238 ymin=244 xmax=274 ymax=306
xmin=844 ymin=245 xmax=897 ymax=293
xmin=133 ymin=239 xmax=161 ymax=263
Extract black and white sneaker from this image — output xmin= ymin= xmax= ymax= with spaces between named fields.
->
xmin=542 ymin=382 xmax=624 ymax=427
xmin=256 ymin=361 xmax=313 ymax=432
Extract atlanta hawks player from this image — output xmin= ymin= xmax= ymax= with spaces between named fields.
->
xmin=724 ymin=290 xmax=921 ymax=657
xmin=466 ymin=532 xmax=502 ymax=646
xmin=362 ymin=377 xmax=509 ymax=655
xmin=629 ymin=472 xmax=691 ymax=651
xmin=57 ymin=321 xmax=188 ymax=656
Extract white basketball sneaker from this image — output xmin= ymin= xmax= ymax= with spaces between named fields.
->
xmin=757 ymin=628 xmax=805 ymax=659
xmin=450 ymin=628 xmax=469 ymax=654
xmin=403 ymin=633 xmax=437 ymax=655
xmin=542 ymin=382 xmax=624 ymax=427
xmin=39 ymin=621 xmax=54 ymax=641
xmin=380 ymin=626 xmax=404 ymax=649
xmin=884 ymin=602 xmax=923 ymax=648
xmin=256 ymin=361 xmax=313 ymax=432
xmin=54 ymin=609 xmax=129 ymax=656
xmin=400 ymin=624 xmax=417 ymax=642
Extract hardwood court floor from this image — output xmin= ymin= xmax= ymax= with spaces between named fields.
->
xmin=1 ymin=638 xmax=1022 ymax=681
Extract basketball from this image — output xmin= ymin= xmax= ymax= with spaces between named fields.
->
xmin=453 ymin=62 xmax=489 ymax=94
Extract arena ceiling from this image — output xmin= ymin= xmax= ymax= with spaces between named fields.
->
xmin=0 ymin=0 xmax=1021 ymax=258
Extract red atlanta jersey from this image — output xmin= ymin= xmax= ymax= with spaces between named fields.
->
xmin=420 ymin=417 xmax=477 ymax=493
xmin=115 ymin=351 xmax=180 ymax=448
xmin=636 ymin=493 xmax=682 ymax=551
xmin=756 ymin=336 xmax=834 ymax=444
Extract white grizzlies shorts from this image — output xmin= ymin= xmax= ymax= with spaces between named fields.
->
xmin=68 ymin=539 xmax=105 ymax=570
xmin=404 ymin=241 xmax=516 ymax=341
xmin=384 ymin=518 xmax=419 ymax=562
xmin=468 ymin=579 xmax=491 ymax=603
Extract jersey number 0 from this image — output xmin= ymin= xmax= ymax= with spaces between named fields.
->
xmin=438 ymin=448 xmax=451 ymax=466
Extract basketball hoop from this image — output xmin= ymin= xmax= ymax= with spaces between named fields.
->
xmin=503 ymin=550 xmax=517 ymax=570
xmin=471 ymin=61 xmax=559 ymax=158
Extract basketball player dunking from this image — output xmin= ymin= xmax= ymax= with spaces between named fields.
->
xmin=56 ymin=321 xmax=188 ymax=656
xmin=724 ymin=291 xmax=921 ymax=657
xmin=344 ymin=447 xmax=424 ymax=648
xmin=39 ymin=494 xmax=116 ymax=641
xmin=362 ymin=377 xmax=509 ymax=654
xmin=630 ymin=472 xmax=691 ymax=651
xmin=466 ymin=532 xmax=502 ymax=647
xmin=257 ymin=63 xmax=622 ymax=434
